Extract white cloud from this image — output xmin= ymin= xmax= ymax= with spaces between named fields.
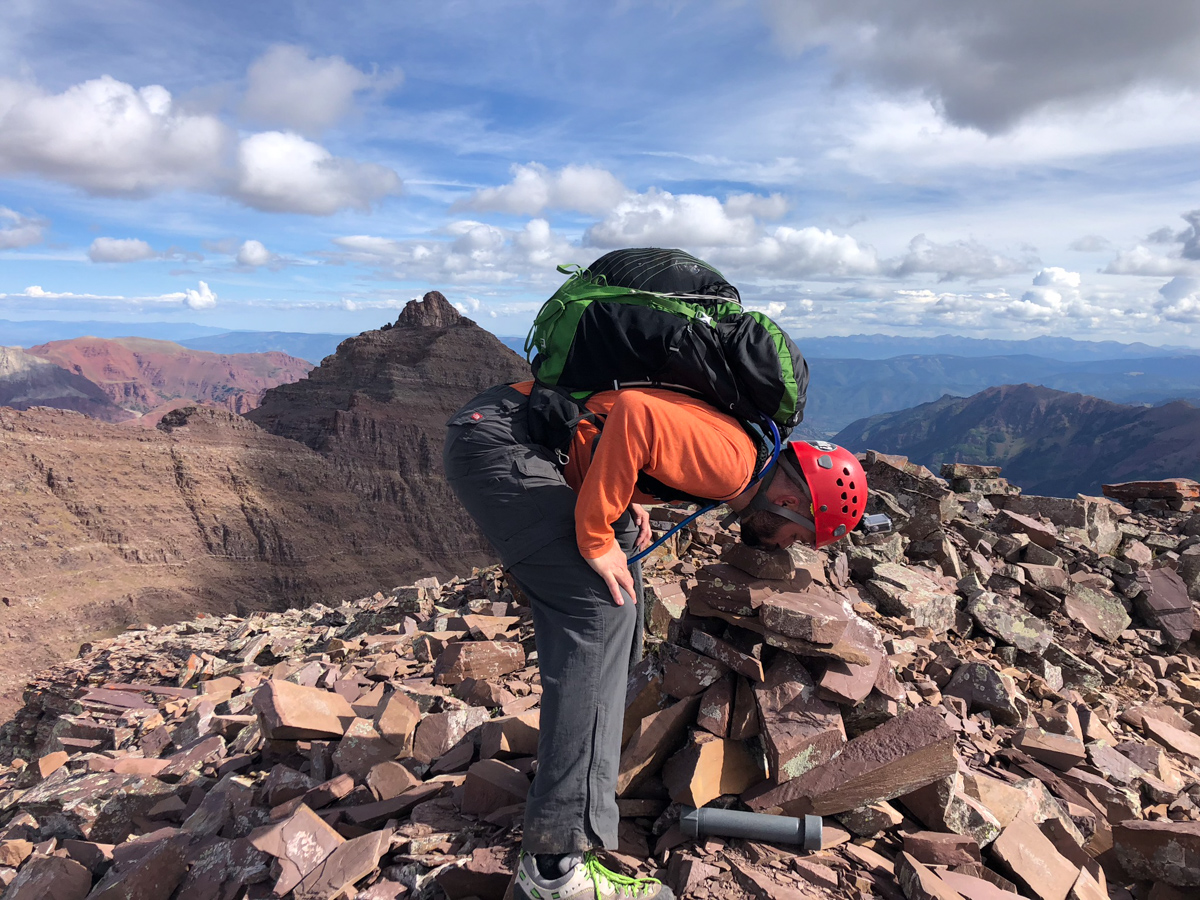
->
xmin=725 ymin=193 xmax=789 ymax=221
xmin=1156 ymin=276 xmax=1200 ymax=323
xmin=241 ymin=44 xmax=402 ymax=136
xmin=462 ymin=163 xmax=627 ymax=215
xmin=763 ymin=1 xmax=1200 ymax=132
xmin=88 ymin=236 xmax=157 ymax=263
xmin=2 ymin=280 xmax=217 ymax=309
xmin=235 ymin=239 xmax=276 ymax=268
xmin=584 ymin=188 xmax=762 ymax=248
xmin=0 ymin=206 xmax=44 ymax=249
xmin=0 ymin=75 xmax=227 ymax=194
xmin=1069 ymin=234 xmax=1112 ymax=253
xmin=885 ymin=234 xmax=1038 ymax=282
xmin=234 ymin=131 xmax=401 ymax=215
xmin=718 ymin=226 xmax=880 ymax=279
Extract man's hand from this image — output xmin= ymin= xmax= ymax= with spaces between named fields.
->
xmin=585 ymin=543 xmax=637 ymax=607
xmin=631 ymin=503 xmax=653 ymax=551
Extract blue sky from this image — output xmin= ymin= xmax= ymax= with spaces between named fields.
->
xmin=3 ymin=0 xmax=1200 ymax=344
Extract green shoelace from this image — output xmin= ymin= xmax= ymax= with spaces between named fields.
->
xmin=581 ymin=854 xmax=662 ymax=898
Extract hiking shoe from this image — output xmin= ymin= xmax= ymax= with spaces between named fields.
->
xmin=514 ymin=851 xmax=675 ymax=900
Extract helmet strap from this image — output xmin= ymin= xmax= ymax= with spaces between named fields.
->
xmin=740 ymin=447 xmax=817 ymax=533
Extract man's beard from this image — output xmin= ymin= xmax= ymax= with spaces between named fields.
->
xmin=737 ymin=508 xmax=791 ymax=551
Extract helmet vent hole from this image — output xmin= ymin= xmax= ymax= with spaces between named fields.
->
xmin=848 ymin=481 xmax=855 ymax=489
xmin=853 ymin=495 xmax=858 ymax=504
xmin=836 ymin=477 xmax=844 ymax=486
xmin=841 ymin=492 xmax=848 ymax=500
xmin=843 ymin=467 xmax=851 ymax=475
xmin=842 ymin=505 xmax=849 ymax=513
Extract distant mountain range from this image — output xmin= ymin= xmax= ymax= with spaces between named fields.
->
xmin=835 ymin=383 xmax=1200 ymax=497
xmin=2 ymin=336 xmax=312 ymax=425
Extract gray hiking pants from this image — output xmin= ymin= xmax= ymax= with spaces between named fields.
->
xmin=443 ymin=383 xmax=644 ymax=854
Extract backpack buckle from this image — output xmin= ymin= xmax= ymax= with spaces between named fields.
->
xmin=555 ymin=449 xmax=570 ymax=467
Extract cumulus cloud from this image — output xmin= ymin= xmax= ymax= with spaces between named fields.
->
xmin=0 ymin=75 xmax=227 ymax=194
xmin=763 ymin=1 xmax=1200 ymax=132
xmin=885 ymin=234 xmax=1039 ymax=282
xmin=235 ymin=239 xmax=277 ymax=268
xmin=462 ymin=163 xmax=627 ymax=216
xmin=0 ymin=74 xmax=401 ymax=214
xmin=1104 ymin=211 xmax=1200 ymax=276
xmin=0 ymin=206 xmax=45 ymax=249
xmin=327 ymin=217 xmax=574 ymax=285
xmin=88 ymin=236 xmax=157 ymax=263
xmin=241 ymin=44 xmax=402 ymax=136
xmin=1156 ymin=276 xmax=1200 ymax=323
xmin=584 ymin=189 xmax=762 ymax=248
xmin=717 ymin=226 xmax=880 ymax=279
xmin=177 ymin=281 xmax=217 ymax=310
xmin=234 ymin=131 xmax=401 ymax=215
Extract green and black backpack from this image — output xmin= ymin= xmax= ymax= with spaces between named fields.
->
xmin=524 ymin=247 xmax=809 ymax=473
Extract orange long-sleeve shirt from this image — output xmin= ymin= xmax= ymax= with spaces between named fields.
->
xmin=512 ymin=382 xmax=757 ymax=559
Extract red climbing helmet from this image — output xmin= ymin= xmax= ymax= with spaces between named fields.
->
xmin=788 ymin=440 xmax=867 ymax=548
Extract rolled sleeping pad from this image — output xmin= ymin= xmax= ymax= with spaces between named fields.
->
xmin=679 ymin=807 xmax=822 ymax=850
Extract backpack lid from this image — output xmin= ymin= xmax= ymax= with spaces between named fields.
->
xmin=585 ymin=248 xmax=740 ymax=301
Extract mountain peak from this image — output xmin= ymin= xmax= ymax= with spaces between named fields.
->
xmin=396 ymin=290 xmax=465 ymax=328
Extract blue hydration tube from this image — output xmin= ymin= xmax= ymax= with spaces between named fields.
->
xmin=627 ymin=418 xmax=782 ymax=565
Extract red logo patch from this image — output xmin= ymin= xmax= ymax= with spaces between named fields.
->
xmin=470 ymin=412 xmax=483 ymax=421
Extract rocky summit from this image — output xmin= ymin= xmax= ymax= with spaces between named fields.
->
xmin=247 ymin=291 xmax=530 ymax=575
xmin=0 ymin=456 xmax=1198 ymax=899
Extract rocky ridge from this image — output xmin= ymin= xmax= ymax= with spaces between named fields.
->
xmin=246 ymin=291 xmax=530 ymax=573
xmin=0 ymin=460 xmax=1198 ymax=898
xmin=0 ymin=346 xmax=133 ymax=423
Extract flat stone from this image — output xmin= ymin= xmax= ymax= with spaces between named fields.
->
xmin=19 ymin=772 xmax=179 ymax=843
xmin=617 ymin=695 xmax=702 ymax=797
xmin=939 ymin=870 xmax=1023 ymax=900
xmin=1142 ymin=716 xmax=1200 ymax=760
xmin=453 ymin=677 xmax=517 ymax=709
xmin=411 ymin=706 xmax=489 ymax=764
xmin=1013 ymin=728 xmax=1087 ymax=772
xmin=759 ymin=591 xmax=851 ymax=644
xmin=867 ymin=563 xmax=959 ymax=633
xmin=249 ymin=803 xmax=345 ymax=896
xmin=695 ymin=674 xmax=734 ymax=738
xmin=944 ymin=662 xmax=1024 ymax=726
xmin=662 ymin=645 xmax=730 ymax=698
xmin=1134 ymin=568 xmax=1194 ymax=648
xmin=1114 ymin=820 xmax=1200 ymax=887
xmin=729 ymin=675 xmax=760 ymax=740
xmin=293 ymin=828 xmax=391 ymax=900
xmin=1103 ymin=478 xmax=1200 ymax=502
xmin=432 ymin=640 xmax=525 ymax=685
xmin=332 ymin=718 xmax=397 ymax=780
xmin=904 ymin=831 xmax=982 ymax=867
xmin=1063 ymin=587 xmax=1130 ymax=643
xmin=662 ymin=735 xmax=762 ymax=808
xmin=480 ymin=710 xmax=540 ymax=759
xmin=994 ymin=509 xmax=1058 ymax=549
xmin=721 ymin=543 xmax=795 ymax=580
xmin=990 ymin=817 xmax=1079 ymax=900
xmin=817 ymin=616 xmax=886 ymax=705
xmin=461 ymin=759 xmax=529 ymax=816
xmin=895 ymin=851 xmax=967 ymax=900
xmin=1 ymin=855 xmax=92 ymax=900
xmin=86 ymin=832 xmax=191 ymax=900
xmin=436 ymin=845 xmax=515 ymax=900
xmin=252 ymin=680 xmax=355 ymax=740
xmin=688 ymin=629 xmax=764 ymax=681
xmin=835 ymin=801 xmax=904 ymax=836
xmin=365 ymin=761 xmax=421 ymax=801
xmin=752 ymin=653 xmax=845 ymax=783
xmin=745 ymin=706 xmax=956 ymax=817
xmin=645 ymin=582 xmax=688 ymax=638
xmin=175 ymin=836 xmax=272 ymax=900
xmin=901 ymin=775 xmax=1002 ymax=848
xmin=966 ymin=592 xmax=1051 ymax=654
xmin=623 ymin=657 xmax=665 ymax=746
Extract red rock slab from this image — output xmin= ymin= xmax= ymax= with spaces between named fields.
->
xmin=696 ymin=674 xmax=734 ymax=738
xmin=753 ymin=652 xmax=845 ymax=783
xmin=1013 ymin=728 xmax=1086 ymax=771
xmin=363 ymin=761 xmax=419 ymax=801
xmin=19 ymin=771 xmax=180 ymax=843
xmin=904 ymin=831 xmax=982 ymax=866
xmin=460 ymin=613 xmax=521 ymax=640
xmin=86 ymin=757 xmax=170 ymax=777
xmin=667 ymin=854 xmax=721 ymax=897
xmin=688 ymin=573 xmax=774 ymax=616
xmin=249 ymin=803 xmax=345 ymax=896
xmin=1114 ymin=819 xmax=1200 ymax=887
xmin=895 ymin=851 xmax=967 ymax=900
xmin=1062 ymin=588 xmax=1130 ymax=643
xmin=338 ymin=781 xmax=446 ymax=828
xmin=412 ymin=706 xmax=490 ymax=765
xmin=1103 ymin=478 xmax=1200 ymax=502
xmin=293 ymin=827 xmax=391 ymax=900
xmin=994 ymin=509 xmax=1058 ymax=549
xmin=616 ymin=695 xmax=702 ymax=797
xmin=662 ymin=645 xmax=730 ymax=698
xmin=990 ymin=817 xmax=1079 ymax=900
xmin=454 ymin=677 xmax=518 ymax=709
xmin=1143 ymin=716 xmax=1200 ymax=761
xmin=1 ymin=855 xmax=92 ymax=900
xmin=662 ymin=735 xmax=763 ymax=807
xmin=374 ymin=691 xmax=422 ymax=756
xmin=759 ymin=590 xmax=851 ymax=644
xmin=462 ymin=759 xmax=530 ymax=816
xmin=480 ymin=710 xmax=540 ymax=759
xmin=745 ymin=706 xmax=956 ymax=817
xmin=731 ymin=862 xmax=814 ymax=900
xmin=87 ymin=833 xmax=191 ymax=900
xmin=688 ymin=629 xmax=764 ymax=681
xmin=432 ymin=640 xmax=525 ymax=685
xmin=818 ymin=616 xmax=885 ymax=705
xmin=1134 ymin=568 xmax=1195 ymax=648
xmin=333 ymin=717 xmax=399 ymax=780
xmin=686 ymin=594 xmax=873 ymax=664
xmin=721 ymin=543 xmax=796 ymax=580
xmin=436 ymin=845 xmax=516 ymax=900
xmin=938 ymin=870 xmax=1022 ymax=900
xmin=252 ymin=679 xmax=355 ymax=740
xmin=728 ymin=675 xmax=760 ymax=740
